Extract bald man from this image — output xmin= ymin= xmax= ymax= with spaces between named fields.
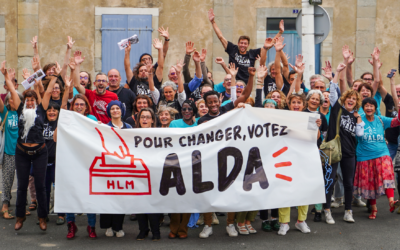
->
xmin=107 ymin=69 xmax=136 ymax=121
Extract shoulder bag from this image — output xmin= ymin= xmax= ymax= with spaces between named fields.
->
xmin=319 ymin=108 xmax=342 ymax=166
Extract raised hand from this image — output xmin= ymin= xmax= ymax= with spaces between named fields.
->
xmin=193 ymin=51 xmax=201 ymax=62
xmin=0 ymin=61 xmax=6 ymax=75
xmin=263 ymin=38 xmax=275 ymax=50
xmin=200 ymin=48 xmax=207 ymax=62
xmin=208 ymin=8 xmax=215 ymax=22
xmin=283 ymin=52 xmax=290 ymax=60
xmin=255 ymin=54 xmax=261 ymax=62
xmin=68 ymin=57 xmax=76 ymax=70
xmin=31 ymin=57 xmax=40 ymax=72
xmin=22 ymin=68 xmax=31 ymax=79
xmin=348 ymin=50 xmax=355 ymax=64
xmin=186 ymin=41 xmax=196 ymax=55
xmin=145 ymin=62 xmax=153 ymax=73
xmin=388 ymin=70 xmax=396 ymax=80
xmin=257 ymin=65 xmax=268 ymax=79
xmin=74 ymin=51 xmax=85 ymax=65
xmin=274 ymin=37 xmax=286 ymax=52
xmin=289 ymin=62 xmax=305 ymax=74
xmin=295 ymin=54 xmax=304 ymax=68
xmin=157 ymin=27 xmax=169 ymax=40
xmin=342 ymin=44 xmax=351 ymax=60
xmin=67 ymin=36 xmax=75 ymax=49
xmin=215 ymin=57 xmax=225 ymax=64
xmin=31 ymin=36 xmax=38 ymax=49
xmin=64 ymin=77 xmax=72 ymax=88
xmin=228 ymin=62 xmax=238 ymax=77
xmin=172 ymin=59 xmax=185 ymax=75
xmin=368 ymin=58 xmax=383 ymax=69
xmin=152 ymin=38 xmax=163 ymax=50
xmin=248 ymin=67 xmax=256 ymax=76
xmin=7 ymin=68 xmax=16 ymax=81
xmin=371 ymin=47 xmax=380 ymax=61
xmin=219 ymin=93 xmax=223 ymax=103
xmin=336 ymin=62 xmax=346 ymax=72
xmin=322 ymin=61 xmax=333 ymax=81
xmin=54 ymin=61 xmax=62 ymax=75
xmin=279 ymin=20 xmax=285 ymax=33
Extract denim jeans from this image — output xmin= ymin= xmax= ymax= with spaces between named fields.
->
xmin=66 ymin=213 xmax=96 ymax=227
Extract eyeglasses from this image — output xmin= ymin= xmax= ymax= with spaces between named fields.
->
xmin=53 ymin=87 xmax=60 ymax=90
xmin=224 ymin=78 xmax=232 ymax=82
xmin=74 ymin=103 xmax=86 ymax=107
xmin=140 ymin=115 xmax=152 ymax=120
xmin=139 ymin=69 xmax=147 ymax=73
xmin=96 ymin=80 xmax=107 ymax=83
xmin=182 ymin=107 xmax=193 ymax=112
xmin=236 ymin=85 xmax=244 ymax=89
xmin=170 ymin=72 xmax=176 ymax=76
xmin=80 ymin=76 xmax=88 ymax=80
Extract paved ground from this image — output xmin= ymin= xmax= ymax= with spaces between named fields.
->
xmin=1 ymin=171 xmax=400 ymax=250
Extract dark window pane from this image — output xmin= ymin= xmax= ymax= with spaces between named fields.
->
xmin=267 ymin=18 xmax=296 ymax=31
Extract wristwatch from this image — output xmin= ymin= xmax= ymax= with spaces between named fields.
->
xmin=165 ymin=38 xmax=170 ymax=41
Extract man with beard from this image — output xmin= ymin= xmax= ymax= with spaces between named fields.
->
xmin=107 ymin=69 xmax=136 ymax=121
xmin=208 ymin=9 xmax=282 ymax=83
xmin=1 ymin=61 xmax=50 ymax=231
xmin=124 ymin=39 xmax=164 ymax=96
xmin=72 ymin=51 xmax=118 ymax=123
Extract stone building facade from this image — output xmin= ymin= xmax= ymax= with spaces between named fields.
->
xmin=0 ymin=0 xmax=398 ymax=96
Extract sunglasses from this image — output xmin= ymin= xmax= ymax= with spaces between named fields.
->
xmin=236 ymin=85 xmax=244 ymax=89
xmin=80 ymin=76 xmax=88 ymax=80
xmin=96 ymin=80 xmax=107 ymax=83
xmin=182 ymin=107 xmax=193 ymax=112
xmin=170 ymin=72 xmax=176 ymax=76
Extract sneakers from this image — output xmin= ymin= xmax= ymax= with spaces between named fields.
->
xmin=226 ymin=224 xmax=238 ymax=237
xmin=324 ymin=210 xmax=335 ymax=224
xmin=295 ymin=221 xmax=311 ymax=233
xmin=105 ymin=227 xmax=114 ymax=237
xmin=343 ymin=210 xmax=355 ymax=223
xmin=67 ymin=222 xmax=78 ymax=239
xmin=331 ymin=197 xmax=343 ymax=208
xmin=261 ymin=220 xmax=272 ymax=232
xmin=352 ymin=197 xmax=366 ymax=207
xmin=212 ymin=212 xmax=219 ymax=225
xmin=87 ymin=226 xmax=97 ymax=238
xmin=199 ymin=225 xmax=213 ymax=238
xmin=271 ymin=219 xmax=280 ymax=231
xmin=314 ymin=212 xmax=322 ymax=222
xmin=277 ymin=223 xmax=290 ymax=236
xmin=237 ymin=223 xmax=249 ymax=235
xmin=245 ymin=223 xmax=257 ymax=234
xmin=197 ymin=214 xmax=204 ymax=225
xmin=115 ymin=230 xmax=125 ymax=238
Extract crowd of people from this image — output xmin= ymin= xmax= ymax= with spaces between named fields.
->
xmin=1 ymin=8 xmax=400 ymax=241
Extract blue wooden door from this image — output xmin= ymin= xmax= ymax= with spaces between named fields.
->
xmin=101 ymin=15 xmax=152 ymax=85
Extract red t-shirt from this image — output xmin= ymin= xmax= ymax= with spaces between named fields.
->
xmin=85 ymin=89 xmax=118 ymax=124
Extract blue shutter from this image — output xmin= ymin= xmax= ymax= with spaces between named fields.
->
xmin=266 ymin=30 xmax=321 ymax=74
xmin=101 ymin=15 xmax=152 ymax=85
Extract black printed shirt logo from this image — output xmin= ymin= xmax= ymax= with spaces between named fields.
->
xmin=234 ymin=53 xmax=250 ymax=67
xmin=137 ymin=84 xmax=150 ymax=96
xmin=340 ymin=115 xmax=355 ymax=136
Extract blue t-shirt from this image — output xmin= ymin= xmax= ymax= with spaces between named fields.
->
xmin=86 ymin=114 xmax=98 ymax=122
xmin=73 ymin=87 xmax=79 ymax=97
xmin=356 ymin=114 xmax=392 ymax=162
xmin=0 ymin=107 xmax=19 ymax=155
xmin=214 ymin=82 xmax=225 ymax=93
xmin=169 ymin=117 xmax=200 ymax=128
xmin=358 ymin=92 xmax=382 ymax=116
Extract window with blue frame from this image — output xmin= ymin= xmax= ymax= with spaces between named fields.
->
xmin=101 ymin=15 xmax=153 ymax=85
xmin=266 ymin=18 xmax=321 ymax=74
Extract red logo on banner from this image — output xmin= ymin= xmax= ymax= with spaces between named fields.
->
xmin=89 ymin=127 xmax=151 ymax=195
xmin=273 ymin=147 xmax=293 ymax=182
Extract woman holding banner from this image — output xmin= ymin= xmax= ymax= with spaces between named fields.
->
xmin=1 ymin=61 xmax=49 ymax=231
xmin=276 ymin=58 xmax=314 ymax=236
xmin=135 ymin=107 xmax=162 ymax=241
xmin=99 ymin=100 xmax=132 ymax=238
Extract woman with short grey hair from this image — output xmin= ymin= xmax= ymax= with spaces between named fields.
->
xmin=157 ymin=106 xmax=179 ymax=128
xmin=157 ymin=79 xmax=186 ymax=119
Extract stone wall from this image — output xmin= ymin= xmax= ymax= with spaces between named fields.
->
xmin=0 ymin=0 xmax=399 ymax=98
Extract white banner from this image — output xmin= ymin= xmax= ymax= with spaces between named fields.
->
xmin=55 ymin=107 xmax=325 ymax=214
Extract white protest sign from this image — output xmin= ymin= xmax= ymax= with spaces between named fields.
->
xmin=55 ymin=107 xmax=325 ymax=214
xmin=118 ymin=34 xmax=139 ymax=50
xmin=21 ymin=69 xmax=46 ymax=90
